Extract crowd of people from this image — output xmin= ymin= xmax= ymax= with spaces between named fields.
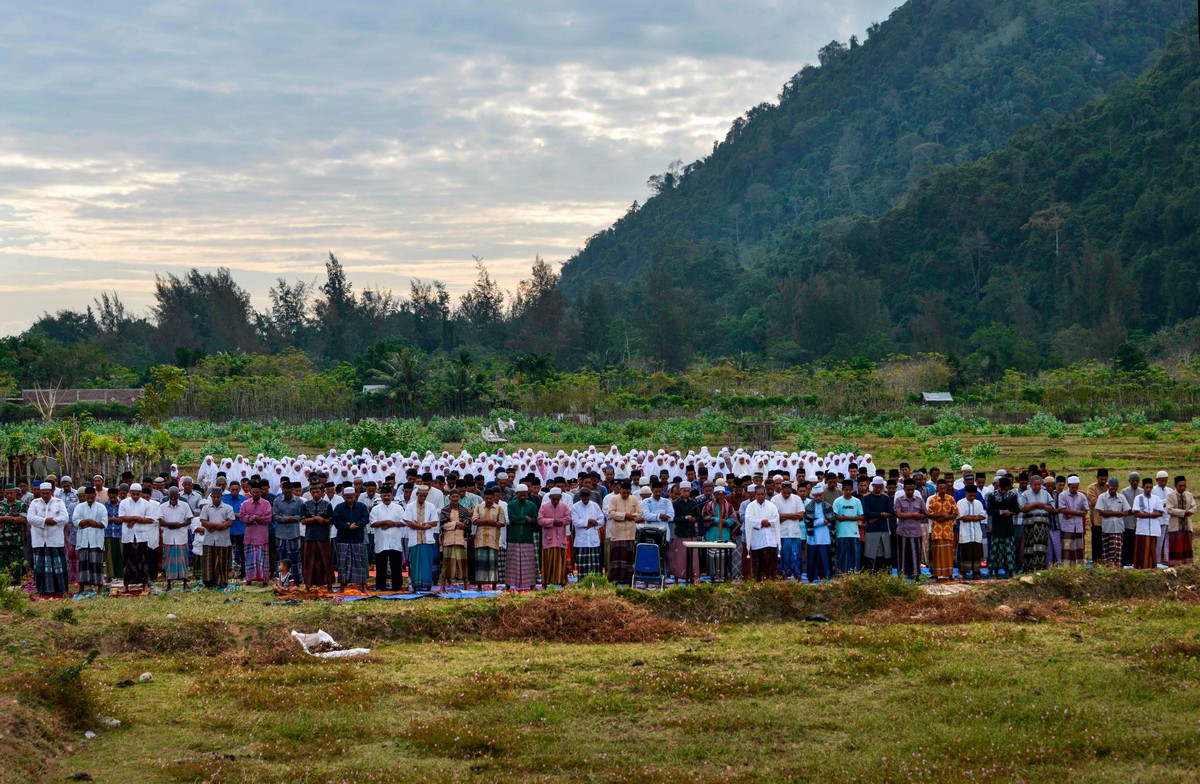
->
xmin=0 ymin=445 xmax=1194 ymax=598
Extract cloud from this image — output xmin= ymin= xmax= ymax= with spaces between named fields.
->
xmin=0 ymin=0 xmax=901 ymax=335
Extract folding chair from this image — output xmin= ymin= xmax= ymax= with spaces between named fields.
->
xmin=631 ymin=542 xmax=665 ymax=589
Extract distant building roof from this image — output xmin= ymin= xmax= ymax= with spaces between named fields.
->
xmin=922 ymin=392 xmax=953 ymax=403
xmin=361 ymin=385 xmax=388 ymax=394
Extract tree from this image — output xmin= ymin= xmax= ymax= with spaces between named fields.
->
xmin=315 ymin=252 xmax=354 ymax=359
xmin=510 ymin=257 xmax=575 ymax=359
xmin=959 ymin=229 xmax=992 ymax=301
xmin=367 ymin=347 xmax=425 ymax=416
xmin=456 ymin=257 xmax=506 ymax=343
xmin=407 ymin=279 xmax=452 ymax=352
xmin=260 ymin=277 xmax=313 ymax=351
xmin=153 ymin=268 xmax=260 ymax=357
xmin=1023 ymin=203 xmax=1071 ymax=256
xmin=137 ymin=365 xmax=187 ymax=424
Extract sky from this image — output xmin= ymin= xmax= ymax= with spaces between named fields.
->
xmin=0 ymin=0 xmax=900 ymax=336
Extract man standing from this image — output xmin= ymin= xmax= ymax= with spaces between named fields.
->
xmin=956 ymin=485 xmax=986 ymax=580
xmin=1057 ymin=476 xmax=1090 ymax=566
xmin=1121 ymin=472 xmax=1141 ymax=568
xmin=1152 ymin=471 xmax=1171 ymax=565
xmin=570 ymin=488 xmax=604 ymax=578
xmin=744 ymin=485 xmax=780 ymax=581
xmin=1164 ymin=476 xmax=1196 ymax=566
xmin=333 ymin=487 xmax=369 ymax=590
xmin=438 ymin=489 xmax=471 ymax=589
xmin=300 ymin=482 xmax=335 ymax=590
xmin=832 ymin=480 xmax=864 ymax=575
xmin=893 ymin=479 xmax=926 ymax=579
xmin=272 ymin=482 xmax=305 ymax=585
xmin=370 ymin=486 xmax=407 ymax=591
xmin=1132 ymin=478 xmax=1165 ymax=569
xmin=804 ymin=486 xmax=834 ymax=583
xmin=1019 ymin=475 xmax=1055 ymax=572
xmin=158 ymin=488 xmax=196 ymax=591
xmin=986 ymin=476 xmax=1020 ymax=578
xmin=605 ymin=481 xmax=643 ymax=584
xmin=537 ymin=488 xmax=571 ymax=587
xmin=1085 ymin=469 xmax=1108 ymax=565
xmin=926 ymin=479 xmax=958 ymax=581
xmin=72 ymin=485 xmax=107 ymax=593
xmin=0 ymin=484 xmax=27 ymax=583
xmin=103 ymin=484 xmax=125 ymax=582
xmin=861 ymin=477 xmax=894 ymax=573
xmin=27 ymin=482 xmax=70 ymax=596
xmin=239 ymin=483 xmax=273 ymax=586
xmin=198 ymin=487 xmax=235 ymax=589
xmin=119 ymin=483 xmax=156 ymax=592
xmin=1094 ymin=477 xmax=1131 ymax=567
xmin=471 ymin=487 xmax=507 ymax=589
xmin=405 ymin=486 xmax=440 ymax=592
xmin=773 ymin=481 xmax=805 ymax=579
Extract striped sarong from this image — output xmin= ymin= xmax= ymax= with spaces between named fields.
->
xmin=1060 ymin=531 xmax=1085 ymax=565
xmin=929 ymin=538 xmax=955 ymax=579
xmin=608 ymin=540 xmax=635 ymax=584
xmin=33 ymin=546 xmax=68 ymax=594
xmin=441 ymin=544 xmax=468 ymax=584
xmin=244 ymin=543 xmax=270 ymax=583
xmin=336 ymin=542 xmax=368 ymax=585
xmin=541 ymin=547 xmax=567 ymax=586
xmin=77 ymin=547 xmax=105 ymax=587
xmin=958 ymin=542 xmax=983 ymax=578
xmin=897 ymin=535 xmax=922 ymax=578
xmin=408 ymin=542 xmax=437 ymax=591
xmin=473 ymin=546 xmax=499 ymax=585
xmin=497 ymin=547 xmax=506 ymax=581
xmin=1102 ymin=532 xmax=1123 ymax=567
xmin=202 ymin=545 xmax=232 ymax=588
xmin=505 ymin=542 xmax=537 ymax=590
xmin=1168 ymin=530 xmax=1193 ymax=566
xmin=276 ymin=537 xmax=302 ymax=583
xmin=574 ymin=545 xmax=602 ymax=577
xmin=1133 ymin=535 xmax=1157 ymax=569
xmin=162 ymin=543 xmax=190 ymax=581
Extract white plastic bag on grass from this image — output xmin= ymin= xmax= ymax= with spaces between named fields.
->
xmin=290 ymin=629 xmax=371 ymax=658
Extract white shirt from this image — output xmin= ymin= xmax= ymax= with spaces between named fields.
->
xmin=772 ymin=493 xmax=805 ymax=539
xmin=403 ymin=500 xmax=441 ymax=545
xmin=957 ymin=498 xmax=986 ymax=544
xmin=26 ymin=496 xmax=69 ymax=548
xmin=71 ymin=500 xmax=108 ymax=550
xmin=190 ymin=518 xmax=206 ymax=555
xmin=570 ymin=500 xmax=604 ymax=548
xmin=119 ymin=497 xmax=155 ymax=545
xmin=159 ymin=500 xmax=198 ymax=546
xmin=369 ymin=501 xmax=408 ymax=552
xmin=744 ymin=499 xmax=781 ymax=550
xmin=1132 ymin=493 xmax=1165 ymax=537
xmin=1151 ymin=484 xmax=1171 ymax=533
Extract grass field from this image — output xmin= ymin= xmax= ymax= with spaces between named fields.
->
xmin=5 ymin=568 xmax=1200 ymax=784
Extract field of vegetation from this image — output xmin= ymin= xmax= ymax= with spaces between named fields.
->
xmin=5 ymin=568 xmax=1200 ymax=783
xmin=5 ymin=406 xmax=1199 ymax=484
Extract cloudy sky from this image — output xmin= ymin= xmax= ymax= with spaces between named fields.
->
xmin=0 ymin=1 xmax=899 ymax=335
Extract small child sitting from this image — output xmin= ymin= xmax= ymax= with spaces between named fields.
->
xmin=272 ymin=559 xmax=298 ymax=595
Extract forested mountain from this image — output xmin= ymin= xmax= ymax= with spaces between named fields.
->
xmin=560 ymin=0 xmax=1194 ymax=365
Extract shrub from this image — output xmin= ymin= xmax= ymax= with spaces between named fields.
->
xmin=970 ymin=440 xmax=999 ymax=461
xmin=200 ymin=438 xmax=231 ymax=457
xmin=26 ymin=650 xmax=100 ymax=728
xmin=623 ymin=419 xmax=655 ymax=439
xmin=427 ymin=416 xmax=467 ymax=443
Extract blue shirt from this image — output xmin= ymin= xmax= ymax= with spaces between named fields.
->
xmin=104 ymin=500 xmax=123 ymax=538
xmin=223 ymin=493 xmax=246 ymax=535
xmin=807 ymin=501 xmax=832 ymax=546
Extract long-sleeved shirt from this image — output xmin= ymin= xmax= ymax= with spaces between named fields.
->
xmin=894 ymin=493 xmax=926 ymax=538
xmin=537 ymin=499 xmax=571 ymax=548
xmin=27 ymin=496 xmax=70 ymax=548
xmin=1057 ymin=490 xmax=1090 ymax=534
xmin=439 ymin=504 xmax=470 ymax=548
xmin=333 ymin=501 xmax=370 ymax=544
xmin=118 ymin=497 xmax=156 ymax=545
xmin=862 ymin=492 xmax=893 ymax=534
xmin=744 ymin=499 xmax=781 ymax=550
xmin=1165 ymin=488 xmax=1196 ymax=533
xmin=506 ymin=498 xmax=540 ymax=545
xmin=239 ymin=497 xmax=273 ymax=547
xmin=570 ymin=500 xmax=603 ymax=548
xmin=404 ymin=499 xmax=440 ymax=546
xmin=71 ymin=500 xmax=108 ymax=550
xmin=472 ymin=502 xmax=507 ymax=550
xmin=804 ymin=499 xmax=833 ymax=546
xmin=986 ymin=489 xmax=1021 ymax=538
xmin=605 ymin=494 xmax=643 ymax=542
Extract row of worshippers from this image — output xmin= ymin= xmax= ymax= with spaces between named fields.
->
xmin=2 ymin=461 xmax=1194 ymax=596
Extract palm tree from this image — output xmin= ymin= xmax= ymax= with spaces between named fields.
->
xmin=368 ymin=348 xmax=424 ymax=416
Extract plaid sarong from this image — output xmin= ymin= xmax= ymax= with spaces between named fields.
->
xmin=77 ymin=547 xmax=105 ymax=586
xmin=1102 ymin=532 xmax=1123 ymax=567
xmin=336 ymin=542 xmax=368 ymax=585
xmin=1060 ymin=531 xmax=1086 ymax=565
xmin=959 ymin=542 xmax=983 ymax=578
xmin=202 ymin=545 xmax=232 ymax=588
xmin=608 ymin=540 xmax=634 ymax=584
xmin=244 ymin=543 xmax=270 ymax=583
xmin=497 ymin=547 xmax=506 ymax=580
xmin=276 ymin=538 xmax=302 ymax=583
xmin=66 ymin=540 xmax=79 ymax=586
xmin=574 ymin=545 xmax=602 ymax=576
xmin=506 ymin=542 xmax=538 ymax=590
xmin=1168 ymin=530 xmax=1194 ymax=566
xmin=473 ymin=546 xmax=500 ymax=584
xmin=162 ymin=543 xmax=190 ymax=580
xmin=33 ymin=546 xmax=68 ymax=594
xmin=541 ymin=547 xmax=567 ymax=586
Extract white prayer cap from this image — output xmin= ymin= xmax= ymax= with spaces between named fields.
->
xmin=129 ymin=483 xmax=143 ymax=492
xmin=39 ymin=482 xmax=53 ymax=490
xmin=713 ymin=486 xmax=726 ymax=494
xmin=871 ymin=477 xmax=886 ymax=486
xmin=1067 ymin=475 xmax=1080 ymax=485
xmin=1157 ymin=470 xmax=1169 ymax=479
xmin=497 ymin=472 xmax=508 ymax=479
xmin=514 ymin=484 xmax=528 ymax=493
xmin=638 ymin=486 xmax=651 ymax=495
xmin=961 ymin=463 xmax=973 ymax=472
xmin=548 ymin=487 xmax=562 ymax=496
xmin=810 ymin=485 xmax=825 ymax=495
xmin=342 ymin=487 xmax=356 ymax=496
xmin=60 ymin=476 xmax=73 ymax=484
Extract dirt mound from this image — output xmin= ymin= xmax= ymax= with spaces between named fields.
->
xmin=493 ymin=592 xmax=686 ymax=643
xmin=859 ymin=593 xmax=1066 ymax=626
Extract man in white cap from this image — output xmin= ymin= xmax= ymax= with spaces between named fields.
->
xmin=119 ymin=483 xmax=157 ymax=592
xmin=405 ymin=485 xmax=440 ymax=592
xmin=1056 ymin=476 xmax=1090 ymax=566
xmin=1152 ymin=471 xmax=1171 ymax=564
xmin=803 ymin=485 xmax=833 ymax=582
xmin=505 ymin=484 xmax=539 ymax=591
xmin=26 ymin=482 xmax=69 ymax=595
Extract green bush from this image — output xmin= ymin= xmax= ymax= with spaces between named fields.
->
xmin=970 ymin=440 xmax=999 ymax=461
xmin=200 ymin=439 xmax=231 ymax=457
xmin=427 ymin=416 xmax=468 ymax=443
xmin=623 ymin=419 xmax=655 ymax=439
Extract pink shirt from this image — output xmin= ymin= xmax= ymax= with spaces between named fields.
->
xmin=239 ymin=497 xmax=274 ymax=546
xmin=538 ymin=499 xmax=571 ymax=548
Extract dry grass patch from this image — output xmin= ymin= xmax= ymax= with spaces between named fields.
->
xmin=492 ymin=591 xmax=687 ymax=643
